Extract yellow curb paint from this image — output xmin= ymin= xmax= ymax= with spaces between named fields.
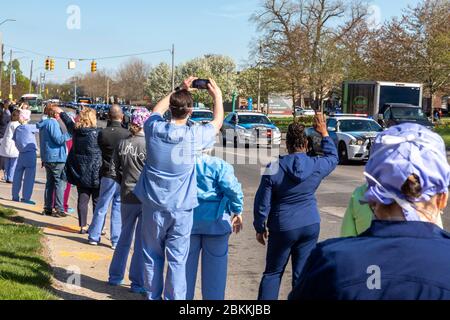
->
xmin=45 ymin=225 xmax=80 ymax=233
xmin=59 ymin=251 xmax=112 ymax=262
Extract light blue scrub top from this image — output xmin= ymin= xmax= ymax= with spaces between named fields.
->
xmin=192 ymin=154 xmax=244 ymax=235
xmin=134 ymin=113 xmax=216 ymax=211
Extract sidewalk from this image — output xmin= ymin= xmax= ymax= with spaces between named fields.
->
xmin=0 ymin=162 xmax=144 ymax=300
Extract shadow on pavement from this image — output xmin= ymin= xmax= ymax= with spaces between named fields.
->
xmin=0 ymin=201 xmax=43 ymax=215
xmin=52 ymin=266 xmax=145 ymax=301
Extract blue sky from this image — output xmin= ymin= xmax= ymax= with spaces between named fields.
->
xmin=0 ymin=0 xmax=420 ymax=83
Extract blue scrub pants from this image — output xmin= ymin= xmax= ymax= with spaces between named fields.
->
xmin=186 ymin=234 xmax=230 ymax=300
xmin=12 ymin=151 xmax=36 ymax=202
xmin=4 ymin=157 xmax=18 ymax=182
xmin=88 ymin=177 xmax=122 ymax=245
xmin=258 ymin=223 xmax=320 ymax=300
xmin=141 ymin=205 xmax=193 ymax=300
xmin=108 ymin=203 xmax=144 ymax=292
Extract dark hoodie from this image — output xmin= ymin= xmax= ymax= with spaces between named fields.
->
xmin=253 ymin=137 xmax=338 ymax=234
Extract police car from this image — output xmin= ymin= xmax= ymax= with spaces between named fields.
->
xmin=221 ymin=112 xmax=282 ymax=148
xmin=189 ymin=109 xmax=214 ymax=126
xmin=306 ymin=114 xmax=383 ymax=164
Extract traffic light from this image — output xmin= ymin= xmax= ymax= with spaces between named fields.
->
xmin=50 ymin=59 xmax=55 ymax=71
xmin=91 ymin=60 xmax=97 ymax=73
xmin=45 ymin=58 xmax=50 ymax=71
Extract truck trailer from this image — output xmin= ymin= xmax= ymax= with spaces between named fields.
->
xmin=342 ymin=81 xmax=423 ymax=119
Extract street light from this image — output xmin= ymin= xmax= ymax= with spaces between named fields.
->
xmin=0 ymin=19 xmax=16 ymax=99
xmin=0 ymin=19 xmax=16 ymax=27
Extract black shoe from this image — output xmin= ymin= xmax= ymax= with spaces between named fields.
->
xmin=55 ymin=210 xmax=68 ymax=218
xmin=42 ymin=210 xmax=53 ymax=216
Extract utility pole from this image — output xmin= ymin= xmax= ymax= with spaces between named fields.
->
xmin=106 ymin=78 xmax=110 ymax=104
xmin=171 ymin=44 xmax=175 ymax=91
xmin=29 ymin=59 xmax=33 ymax=93
xmin=8 ymin=49 xmax=12 ymax=100
xmin=257 ymin=42 xmax=262 ymax=112
xmin=0 ymin=33 xmax=3 ymax=99
xmin=74 ymin=78 xmax=78 ymax=103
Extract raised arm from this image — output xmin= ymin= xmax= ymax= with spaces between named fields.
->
xmin=207 ymin=79 xmax=224 ymax=133
xmin=58 ymin=111 xmax=76 ymax=135
xmin=314 ymin=112 xmax=338 ymax=177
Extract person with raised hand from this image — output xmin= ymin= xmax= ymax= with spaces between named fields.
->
xmin=290 ymin=123 xmax=450 ymax=300
xmin=254 ymin=112 xmax=338 ymax=300
xmin=133 ymin=76 xmax=224 ymax=300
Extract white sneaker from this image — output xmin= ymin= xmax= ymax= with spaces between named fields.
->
xmin=89 ymin=241 xmax=98 ymax=246
xmin=111 ymin=244 xmax=117 ymax=250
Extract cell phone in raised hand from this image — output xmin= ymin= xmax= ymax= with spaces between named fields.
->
xmin=192 ymin=79 xmax=211 ymax=90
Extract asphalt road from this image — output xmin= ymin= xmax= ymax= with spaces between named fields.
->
xmin=31 ymin=112 xmax=450 ymax=300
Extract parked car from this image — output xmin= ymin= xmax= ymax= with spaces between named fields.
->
xmin=306 ymin=114 xmax=383 ymax=164
xmin=295 ymin=108 xmax=316 ymax=117
xmin=189 ymin=109 xmax=214 ymax=126
xmin=221 ymin=112 xmax=282 ymax=148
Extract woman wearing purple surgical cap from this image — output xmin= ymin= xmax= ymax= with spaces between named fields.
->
xmin=290 ymin=123 xmax=450 ymax=300
xmin=108 ymin=107 xmax=151 ymax=294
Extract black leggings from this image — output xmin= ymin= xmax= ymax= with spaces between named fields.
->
xmin=77 ymin=186 xmax=100 ymax=228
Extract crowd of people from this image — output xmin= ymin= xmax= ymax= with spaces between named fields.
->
xmin=1 ymin=75 xmax=450 ymax=300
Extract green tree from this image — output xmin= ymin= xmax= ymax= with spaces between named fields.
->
xmin=177 ymin=54 xmax=237 ymax=104
xmin=145 ymin=62 xmax=173 ymax=103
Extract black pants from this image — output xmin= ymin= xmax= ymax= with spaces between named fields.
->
xmin=77 ymin=186 xmax=100 ymax=228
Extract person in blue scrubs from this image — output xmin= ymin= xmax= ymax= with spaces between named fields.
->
xmin=12 ymin=110 xmax=39 ymax=205
xmin=254 ymin=114 xmax=338 ymax=300
xmin=134 ymin=77 xmax=224 ymax=300
xmin=108 ymin=108 xmax=151 ymax=294
xmin=290 ymin=123 xmax=450 ymax=300
xmin=186 ymin=149 xmax=244 ymax=300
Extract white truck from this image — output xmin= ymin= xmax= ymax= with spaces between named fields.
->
xmin=342 ymin=81 xmax=423 ymax=120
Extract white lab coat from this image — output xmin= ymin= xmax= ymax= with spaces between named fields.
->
xmin=0 ymin=121 xmax=20 ymax=158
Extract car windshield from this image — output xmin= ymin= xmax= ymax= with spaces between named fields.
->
xmin=192 ymin=111 xmax=213 ymax=120
xmin=339 ymin=120 xmax=383 ymax=132
xmin=238 ymin=115 xmax=271 ymax=125
xmin=391 ymin=107 xmax=426 ymax=120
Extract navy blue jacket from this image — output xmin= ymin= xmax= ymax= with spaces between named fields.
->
xmin=253 ymin=137 xmax=338 ymax=234
xmin=290 ymin=221 xmax=450 ymax=300
xmin=61 ymin=112 xmax=102 ymax=189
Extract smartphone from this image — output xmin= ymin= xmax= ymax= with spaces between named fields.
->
xmin=192 ymin=79 xmax=210 ymax=90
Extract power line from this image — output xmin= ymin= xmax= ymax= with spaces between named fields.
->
xmin=4 ymin=44 xmax=172 ymax=61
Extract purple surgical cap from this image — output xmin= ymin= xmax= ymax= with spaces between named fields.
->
xmin=364 ymin=123 xmax=450 ymax=215
xmin=131 ymin=108 xmax=151 ymax=128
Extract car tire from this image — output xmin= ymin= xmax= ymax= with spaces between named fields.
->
xmin=339 ymin=142 xmax=349 ymax=165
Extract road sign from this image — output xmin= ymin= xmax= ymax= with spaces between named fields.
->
xmin=10 ymin=69 xmax=16 ymax=86
xmin=68 ymin=60 xmax=76 ymax=70
xmin=248 ymin=97 xmax=253 ymax=111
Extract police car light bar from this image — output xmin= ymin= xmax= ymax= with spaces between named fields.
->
xmin=330 ymin=113 xmax=368 ymax=117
